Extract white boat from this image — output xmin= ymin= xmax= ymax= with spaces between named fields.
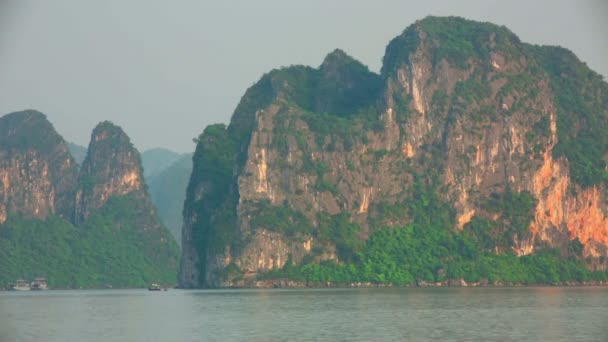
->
xmin=10 ymin=279 xmax=31 ymax=291
xmin=30 ymin=277 xmax=48 ymax=290
xmin=148 ymin=283 xmax=162 ymax=291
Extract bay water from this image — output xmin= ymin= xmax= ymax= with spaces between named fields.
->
xmin=1 ymin=287 xmax=607 ymax=341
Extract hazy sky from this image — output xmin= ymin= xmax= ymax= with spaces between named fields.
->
xmin=1 ymin=0 xmax=606 ymax=152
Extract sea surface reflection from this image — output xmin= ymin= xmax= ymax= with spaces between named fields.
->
xmin=1 ymin=287 xmax=608 ymax=341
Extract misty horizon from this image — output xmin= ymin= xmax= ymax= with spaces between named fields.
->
xmin=1 ymin=0 xmax=606 ymax=153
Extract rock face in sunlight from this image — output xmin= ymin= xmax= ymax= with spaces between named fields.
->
xmin=0 ymin=110 xmax=78 ymax=224
xmin=179 ymin=16 xmax=608 ymax=287
xmin=0 ymin=112 xmax=179 ymax=287
xmin=74 ymin=122 xmax=145 ymax=223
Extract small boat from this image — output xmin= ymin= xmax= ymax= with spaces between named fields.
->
xmin=148 ymin=283 xmax=162 ymax=291
xmin=30 ymin=277 xmax=48 ymax=290
xmin=10 ymin=279 xmax=31 ymax=291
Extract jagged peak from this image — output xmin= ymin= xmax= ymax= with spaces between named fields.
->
xmin=322 ymin=48 xmax=349 ymax=61
xmin=320 ymin=49 xmax=362 ymax=70
xmin=415 ymin=16 xmax=516 ymax=34
xmin=77 ymin=121 xmax=145 ymax=223
xmin=320 ymin=48 xmax=377 ymax=79
xmin=86 ymin=120 xmax=137 ymax=151
xmin=382 ymin=16 xmax=521 ymax=75
xmin=0 ymin=109 xmax=67 ymax=153
xmin=1 ymin=109 xmax=47 ymax=122
xmin=0 ymin=109 xmax=53 ymax=133
xmin=91 ymin=120 xmax=128 ymax=139
xmin=415 ymin=15 xmax=520 ymax=47
xmin=530 ymin=43 xmax=606 ymax=81
xmin=83 ymin=120 xmax=141 ymax=173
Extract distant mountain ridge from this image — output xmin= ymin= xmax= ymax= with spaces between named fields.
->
xmin=67 ymin=142 xmax=87 ymax=165
xmin=66 ymin=143 xmax=190 ymax=243
xmin=147 ymin=153 xmax=193 ymax=246
xmin=141 ymin=148 xmax=184 ymax=178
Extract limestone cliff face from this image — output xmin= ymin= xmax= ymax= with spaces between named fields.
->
xmin=0 ymin=112 xmax=180 ymax=285
xmin=0 ymin=110 xmax=77 ymax=224
xmin=181 ymin=16 xmax=608 ymax=287
xmin=75 ymin=121 xmax=144 ymax=223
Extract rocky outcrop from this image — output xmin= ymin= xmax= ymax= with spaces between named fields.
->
xmin=181 ymin=16 xmax=608 ymax=287
xmin=0 ymin=112 xmax=180 ymax=286
xmin=0 ymin=110 xmax=77 ymax=224
xmin=75 ymin=122 xmax=144 ymax=223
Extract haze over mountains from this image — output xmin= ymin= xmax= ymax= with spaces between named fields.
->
xmin=1 ymin=16 xmax=608 ymax=289
xmin=64 ymin=143 xmax=193 ymax=244
xmin=141 ymin=148 xmax=185 ymax=179
xmin=147 ymin=154 xmax=192 ymax=246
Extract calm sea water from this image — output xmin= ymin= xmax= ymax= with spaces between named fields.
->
xmin=1 ymin=287 xmax=607 ymax=341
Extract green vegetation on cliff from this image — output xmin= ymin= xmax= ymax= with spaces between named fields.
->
xmin=468 ymin=190 xmax=537 ymax=249
xmin=262 ymin=181 xmax=607 ymax=285
xmin=530 ymin=46 xmax=608 ymax=187
xmin=0 ymin=194 xmax=179 ymax=288
xmin=183 ymin=16 xmax=608 ymax=287
xmin=0 ymin=112 xmax=180 ymax=288
xmin=383 ymin=16 xmax=520 ymax=74
xmin=250 ymin=50 xmax=382 ymax=117
xmin=186 ymin=124 xmax=240 ymax=279
xmin=418 ymin=17 xmax=520 ymax=69
xmin=0 ymin=110 xmax=65 ymax=154
xmin=249 ymin=199 xmax=312 ymax=236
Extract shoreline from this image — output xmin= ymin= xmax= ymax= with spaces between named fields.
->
xmin=3 ymin=280 xmax=608 ymax=291
xmin=216 ymin=278 xmax=608 ymax=289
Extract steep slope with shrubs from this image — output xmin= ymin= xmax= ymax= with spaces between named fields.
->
xmin=0 ymin=112 xmax=179 ymax=288
xmin=179 ymin=16 xmax=608 ymax=287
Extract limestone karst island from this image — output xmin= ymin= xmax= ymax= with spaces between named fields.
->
xmin=2 ymin=17 xmax=608 ymax=289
